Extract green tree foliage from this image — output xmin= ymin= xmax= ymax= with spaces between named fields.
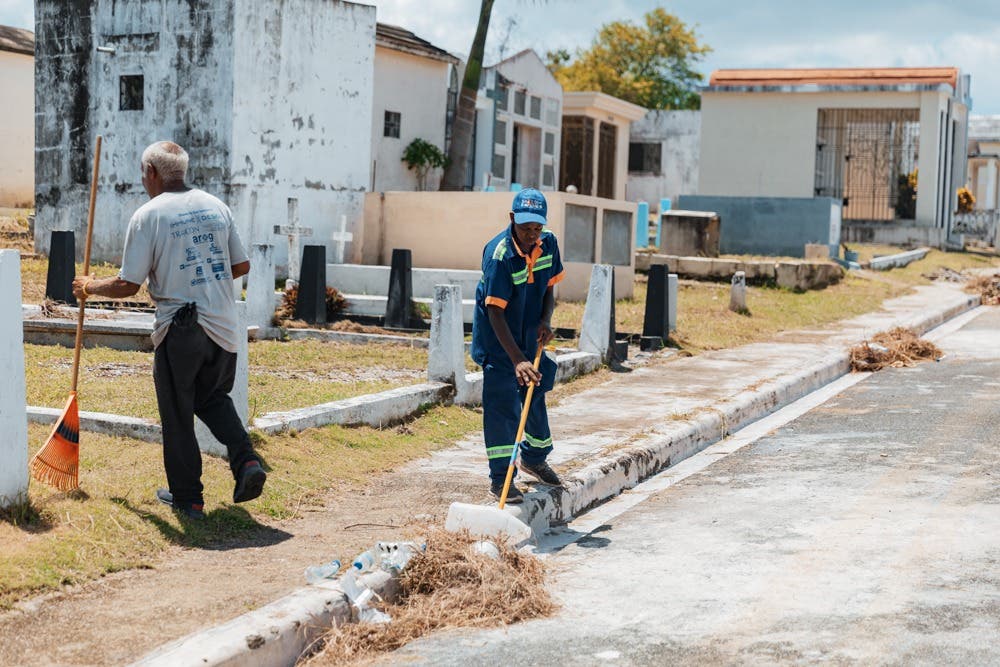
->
xmin=546 ymin=8 xmax=710 ymax=110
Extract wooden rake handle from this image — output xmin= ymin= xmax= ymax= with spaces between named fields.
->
xmin=498 ymin=345 xmax=546 ymax=510
xmin=71 ymin=135 xmax=102 ymax=393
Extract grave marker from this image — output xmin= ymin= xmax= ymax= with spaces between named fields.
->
xmin=330 ymin=214 xmax=354 ymax=264
xmin=429 ymin=284 xmax=476 ymax=405
xmin=247 ymin=243 xmax=277 ymax=337
xmin=45 ymin=230 xmax=76 ymax=304
xmin=0 ymin=250 xmax=29 ymax=507
xmin=273 ymin=198 xmax=312 ymax=289
xmin=730 ymin=271 xmax=748 ymax=313
xmin=296 ymin=245 xmax=328 ymax=324
xmin=635 ymin=201 xmax=649 ymax=249
xmin=579 ymin=264 xmax=617 ymax=363
xmin=641 ymin=264 xmax=677 ymax=351
xmin=385 ymin=248 xmax=414 ymax=329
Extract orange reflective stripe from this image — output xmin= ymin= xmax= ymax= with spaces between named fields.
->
xmin=547 ymin=270 xmax=566 ymax=287
xmin=485 ymin=296 xmax=509 ymax=309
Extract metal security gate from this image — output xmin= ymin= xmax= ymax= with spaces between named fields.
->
xmin=814 ymin=108 xmax=920 ymax=221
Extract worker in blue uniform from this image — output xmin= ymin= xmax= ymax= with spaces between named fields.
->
xmin=471 ymin=188 xmax=566 ymax=503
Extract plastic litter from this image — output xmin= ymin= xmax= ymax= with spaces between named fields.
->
xmin=340 ymin=570 xmax=391 ymax=624
xmin=445 ymin=502 xmax=532 ymax=546
xmin=472 ymin=540 xmax=500 ymax=559
xmin=376 ymin=541 xmax=426 ymax=571
xmin=868 ymin=343 xmax=890 ymax=353
xmin=304 ymin=559 xmax=341 ymax=584
xmin=351 ymin=548 xmax=380 ymax=573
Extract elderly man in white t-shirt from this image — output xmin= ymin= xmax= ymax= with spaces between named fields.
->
xmin=73 ymin=141 xmax=266 ymax=520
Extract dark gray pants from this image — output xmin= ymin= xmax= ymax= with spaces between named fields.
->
xmin=153 ymin=305 xmax=258 ymax=505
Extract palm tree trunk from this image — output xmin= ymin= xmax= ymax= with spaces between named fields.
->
xmin=440 ymin=0 xmax=495 ymax=191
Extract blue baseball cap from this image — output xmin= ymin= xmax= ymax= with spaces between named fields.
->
xmin=512 ymin=188 xmax=547 ymax=225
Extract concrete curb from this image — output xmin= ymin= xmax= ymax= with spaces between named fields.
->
xmin=26 ymin=406 xmax=161 ymax=443
xmin=254 ymin=382 xmax=455 ymax=434
xmin=45 ymin=350 xmax=602 ymax=442
xmin=129 ymin=292 xmax=979 ymax=667
xmin=868 ymin=247 xmax=930 ymax=270
xmin=523 ymin=290 xmax=979 ymax=527
xmin=130 ymin=570 xmax=400 ymax=667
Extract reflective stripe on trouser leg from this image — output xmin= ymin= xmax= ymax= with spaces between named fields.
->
xmin=482 ymin=363 xmax=523 ymax=482
xmin=518 ymin=382 xmax=552 ymax=466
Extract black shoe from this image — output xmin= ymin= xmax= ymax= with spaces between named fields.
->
xmin=490 ymin=480 xmax=524 ymax=504
xmin=520 ymin=461 xmax=564 ymax=487
xmin=233 ymin=461 xmax=267 ymax=503
xmin=156 ymin=488 xmax=206 ymax=520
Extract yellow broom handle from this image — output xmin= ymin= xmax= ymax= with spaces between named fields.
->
xmin=498 ymin=345 xmax=545 ymax=509
xmin=71 ymin=135 xmax=102 ymax=393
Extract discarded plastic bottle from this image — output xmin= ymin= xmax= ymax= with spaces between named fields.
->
xmin=352 ymin=548 xmax=380 ymax=572
xmin=304 ymin=559 xmax=341 ymax=584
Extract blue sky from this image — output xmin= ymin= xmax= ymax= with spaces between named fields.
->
xmin=3 ymin=0 xmax=998 ymax=113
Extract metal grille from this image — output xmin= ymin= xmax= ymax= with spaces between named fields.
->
xmin=814 ymin=109 xmax=920 ymax=221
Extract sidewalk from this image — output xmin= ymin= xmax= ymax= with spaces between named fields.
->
xmin=0 ymin=283 xmax=977 ymax=667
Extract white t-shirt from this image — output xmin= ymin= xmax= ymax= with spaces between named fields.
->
xmin=119 ymin=189 xmax=249 ymax=352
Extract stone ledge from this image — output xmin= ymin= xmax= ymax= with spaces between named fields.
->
xmin=635 ymin=252 xmax=844 ymax=290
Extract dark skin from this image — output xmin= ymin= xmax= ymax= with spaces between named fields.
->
xmin=486 ymin=212 xmax=556 ymax=386
xmin=72 ymin=160 xmax=250 ymax=301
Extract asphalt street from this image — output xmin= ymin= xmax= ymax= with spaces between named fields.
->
xmin=386 ymin=307 xmax=1000 ymax=666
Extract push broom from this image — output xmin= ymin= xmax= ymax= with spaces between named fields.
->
xmin=29 ymin=135 xmax=102 ymax=492
xmin=444 ymin=345 xmax=547 ymax=544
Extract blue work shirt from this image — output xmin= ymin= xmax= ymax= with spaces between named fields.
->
xmin=471 ymin=224 xmax=565 ymax=367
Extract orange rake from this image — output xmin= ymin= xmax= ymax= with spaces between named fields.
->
xmin=29 ymin=135 xmax=102 ymax=492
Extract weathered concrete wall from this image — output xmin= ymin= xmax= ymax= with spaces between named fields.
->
xmin=361 ymin=190 xmax=635 ymax=300
xmin=627 ymin=110 xmax=699 ymax=211
xmin=698 ymin=89 xmax=961 ymax=231
xmin=35 ymin=0 xmax=236 ymax=262
xmin=677 ymin=195 xmax=842 ymax=258
xmin=0 ymin=50 xmax=34 ymax=207
xmin=230 ymin=0 xmax=375 ymax=273
xmin=371 ymin=46 xmax=450 ymax=192
xmin=34 ymin=0 xmax=375 ymax=269
xmin=841 ymin=220 xmax=946 ymax=248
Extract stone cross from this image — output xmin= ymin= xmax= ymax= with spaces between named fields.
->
xmin=330 ymin=214 xmax=354 ymax=265
xmin=273 ymin=198 xmax=312 ymax=288
xmin=730 ymin=271 xmax=747 ymax=314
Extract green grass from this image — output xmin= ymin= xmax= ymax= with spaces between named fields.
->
xmin=0 ymin=409 xmax=480 ymax=608
xmin=24 ymin=339 xmax=434 ymax=419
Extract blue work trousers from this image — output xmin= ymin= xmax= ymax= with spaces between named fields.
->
xmin=482 ymin=353 xmax=557 ymax=482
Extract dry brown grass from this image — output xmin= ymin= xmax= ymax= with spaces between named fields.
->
xmin=302 ymin=527 xmax=555 ymax=665
xmin=965 ymin=273 xmax=1000 ymax=304
xmin=849 ymin=327 xmax=942 ymax=372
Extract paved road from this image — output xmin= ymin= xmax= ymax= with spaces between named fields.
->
xmin=388 ymin=308 xmax=1000 ymax=666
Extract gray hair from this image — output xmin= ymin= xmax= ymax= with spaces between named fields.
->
xmin=141 ymin=141 xmax=188 ymax=182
